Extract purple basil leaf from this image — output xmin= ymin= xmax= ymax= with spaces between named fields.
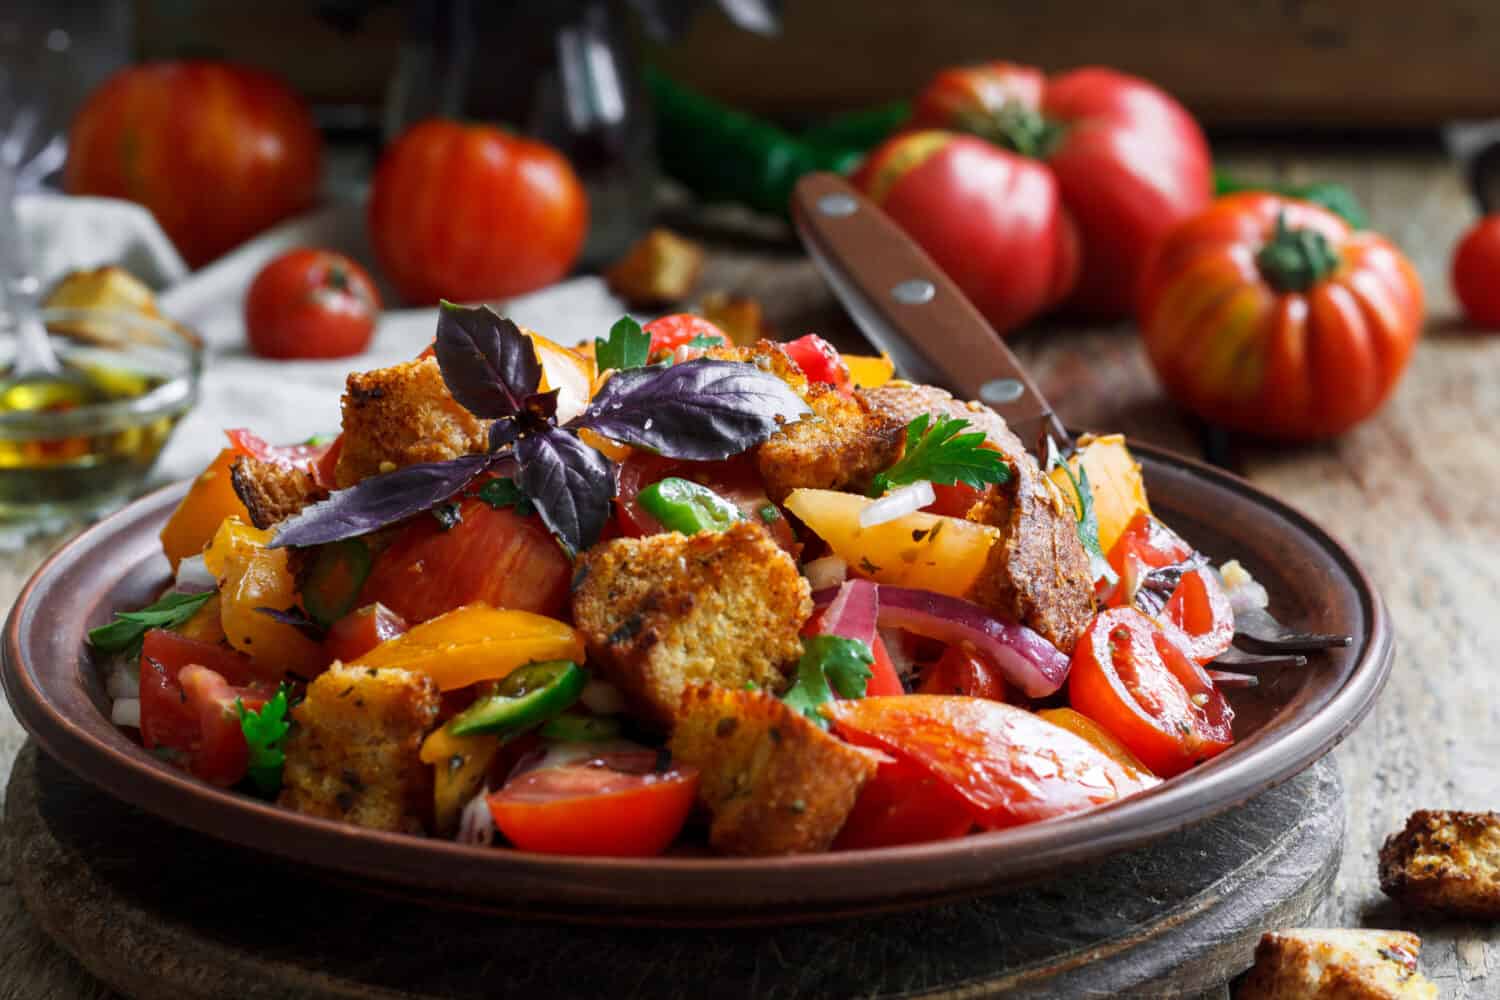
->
xmin=573 ymin=359 xmax=809 ymax=460
xmin=434 ymin=302 xmax=541 ymax=418
xmin=254 ymin=606 xmax=326 ymax=642
xmin=516 ymin=425 xmax=614 ymax=556
xmin=490 ymin=419 xmax=521 ymax=452
xmin=525 ymin=387 xmax=560 ymax=424
xmin=269 ymin=453 xmax=497 ymax=548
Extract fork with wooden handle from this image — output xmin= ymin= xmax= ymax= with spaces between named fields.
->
xmin=789 ymin=171 xmax=1351 ymax=662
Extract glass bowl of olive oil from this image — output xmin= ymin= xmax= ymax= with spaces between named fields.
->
xmin=0 ymin=307 xmax=201 ymax=521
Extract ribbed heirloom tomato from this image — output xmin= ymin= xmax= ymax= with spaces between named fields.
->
xmin=1139 ymin=193 xmax=1424 ymax=440
xmin=369 ymin=120 xmax=588 ymax=305
xmin=66 ymin=61 xmax=322 ymax=267
xmin=904 ymin=61 xmax=1212 ymax=319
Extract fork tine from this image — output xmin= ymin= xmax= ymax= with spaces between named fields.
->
xmin=1214 ymin=646 xmax=1308 ymax=671
xmin=1233 ymin=606 xmax=1352 ymax=653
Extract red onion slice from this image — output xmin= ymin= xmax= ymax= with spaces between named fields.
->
xmin=813 ymin=584 xmax=1071 ymax=697
xmin=819 ymin=579 xmax=880 ymax=647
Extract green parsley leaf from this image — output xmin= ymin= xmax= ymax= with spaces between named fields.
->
xmin=237 ymin=683 xmax=293 ymax=798
xmin=477 ymin=477 xmax=535 ymax=517
xmin=869 ymin=413 xmax=1011 ymax=497
xmin=1052 ymin=459 xmax=1118 ymax=586
xmin=683 ymin=334 xmax=724 ymax=350
xmin=88 ymin=590 xmax=215 ymax=657
xmin=781 ymin=635 xmax=874 ymax=729
xmin=595 ymin=316 xmax=651 ymax=372
xmin=757 ymin=503 xmax=781 ymax=524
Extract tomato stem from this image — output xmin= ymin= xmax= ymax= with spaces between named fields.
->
xmin=957 ymin=104 xmax=1061 ymax=160
xmin=1255 ymin=213 xmax=1341 ymax=293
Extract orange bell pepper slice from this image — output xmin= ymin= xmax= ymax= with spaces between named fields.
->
xmin=204 ymin=518 xmax=325 ymax=677
xmin=160 ymin=448 xmax=251 ymax=571
xmin=348 ymin=602 xmax=586 ymax=692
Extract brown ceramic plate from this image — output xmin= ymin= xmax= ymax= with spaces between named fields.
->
xmin=3 ymin=443 xmax=1390 ymax=925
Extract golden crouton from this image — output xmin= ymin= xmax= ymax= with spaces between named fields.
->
xmin=755 ymin=384 xmax=905 ymax=503
xmin=1235 ymin=929 xmax=1436 ymax=1000
xmin=1379 ymin=809 xmax=1500 ymax=918
xmin=229 ymin=455 xmax=325 ymax=529
xmin=279 ymin=662 xmax=441 ymax=834
xmin=334 ymin=356 xmax=490 ymax=488
xmin=699 ymin=291 xmax=773 ymax=347
xmin=571 ymin=523 xmax=812 ymax=726
xmin=603 ymin=227 xmax=703 ymax=308
xmin=704 ymin=340 xmax=810 ymax=395
xmin=669 ymin=685 xmax=878 ymax=855
xmin=865 ymin=382 xmax=1093 ymax=653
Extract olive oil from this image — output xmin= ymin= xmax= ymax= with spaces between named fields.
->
xmin=0 ymin=359 xmax=178 ymax=516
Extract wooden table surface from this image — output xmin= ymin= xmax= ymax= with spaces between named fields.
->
xmin=1 ymin=145 xmax=1496 ymax=998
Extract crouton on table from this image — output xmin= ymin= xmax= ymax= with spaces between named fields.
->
xmin=334 ymin=355 xmax=490 ymax=487
xmin=669 ymin=685 xmax=879 ymax=855
xmin=570 ymin=522 xmax=811 ymax=726
xmin=1379 ymin=809 xmax=1500 ymax=918
xmin=1235 ymin=928 xmax=1436 ymax=999
xmin=279 ymin=662 xmax=441 ymax=834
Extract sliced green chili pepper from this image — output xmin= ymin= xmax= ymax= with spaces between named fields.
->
xmin=301 ymin=539 xmax=372 ymax=628
xmin=449 ymin=660 xmax=587 ymax=737
xmin=638 ymin=477 xmax=744 ymax=535
xmin=540 ymin=712 xmax=624 ymax=743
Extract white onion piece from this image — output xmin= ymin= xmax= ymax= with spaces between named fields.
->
xmin=813 ymin=584 xmax=1071 ymax=697
xmin=106 ymin=664 xmax=140 ymax=699
xmin=1217 ymin=559 xmax=1270 ymax=614
xmin=580 ymin=679 xmax=626 ymax=716
xmin=457 ymin=791 xmax=495 ymax=846
xmin=859 ymin=480 xmax=936 ymax=528
xmin=803 ymin=554 xmax=848 ymax=592
xmin=172 ymin=553 xmax=217 ymax=594
xmin=111 ymin=698 xmax=141 ymax=728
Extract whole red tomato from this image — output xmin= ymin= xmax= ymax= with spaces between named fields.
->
xmin=908 ymin=62 xmax=1212 ymax=318
xmin=1452 ymin=215 xmax=1500 ymax=328
xmin=66 ymin=62 xmax=322 ymax=268
xmin=369 ymin=120 xmax=588 ymax=305
xmin=245 ymin=249 xmax=381 ymax=359
xmin=854 ymin=131 xmax=1078 ymax=336
xmin=1139 ymin=193 xmax=1424 ymax=439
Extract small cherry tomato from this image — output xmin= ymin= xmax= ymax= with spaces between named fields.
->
xmin=1106 ymin=510 xmax=1194 ymax=585
xmin=917 ymin=645 xmax=1010 ymax=701
xmin=1163 ymin=567 xmax=1234 ymax=664
xmin=642 ymin=314 xmax=729 ymax=358
xmin=1067 ymin=607 xmax=1234 ymax=778
xmin=245 ymin=249 xmax=381 ymax=360
xmin=782 ymin=333 xmax=851 ymax=390
xmin=487 ymin=750 xmax=699 ymax=856
xmin=1452 ymin=215 xmax=1500 ymax=329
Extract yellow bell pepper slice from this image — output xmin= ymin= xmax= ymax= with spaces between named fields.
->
xmin=204 ymin=518 xmax=326 ymax=674
xmin=420 ymin=721 xmax=503 ymax=835
xmin=842 ymin=353 xmax=895 ymax=390
xmin=784 ymin=488 xmax=1000 ymax=597
xmin=349 ymin=602 xmax=586 ymax=692
xmin=160 ymin=448 xmax=251 ymax=571
xmin=1048 ymin=434 xmax=1152 ymax=555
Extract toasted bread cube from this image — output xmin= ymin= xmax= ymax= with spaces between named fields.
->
xmin=755 ymin=384 xmax=905 ymax=503
xmin=334 ymin=356 xmax=490 ymax=488
xmin=699 ymin=291 xmax=773 ymax=347
xmin=229 ymin=455 xmax=324 ymax=529
xmin=603 ymin=227 xmax=704 ymax=308
xmin=1379 ymin=809 xmax=1500 ymax=918
xmin=279 ymin=662 xmax=441 ymax=834
xmin=1235 ymin=929 xmax=1436 ymax=999
xmin=571 ymin=523 xmax=811 ymax=726
xmin=669 ymin=685 xmax=878 ymax=855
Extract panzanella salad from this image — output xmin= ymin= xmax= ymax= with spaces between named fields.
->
xmin=93 ymin=304 xmax=1259 ymax=856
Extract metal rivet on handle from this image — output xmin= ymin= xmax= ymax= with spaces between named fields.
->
xmin=980 ymin=378 xmax=1025 ymax=405
xmin=816 ymin=193 xmax=858 ymax=217
xmin=891 ymin=278 xmax=935 ymax=305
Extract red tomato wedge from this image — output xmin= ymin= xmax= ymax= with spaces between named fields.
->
xmin=1163 ymin=567 xmax=1234 ymax=664
xmin=1106 ymin=510 xmax=1193 ymax=586
xmin=487 ymin=750 xmax=699 ymax=856
xmin=178 ymin=665 xmax=268 ymax=787
xmin=803 ymin=607 xmax=905 ymax=698
xmin=917 ymin=645 xmax=1010 ymax=702
xmin=1067 ymin=608 xmax=1234 ymax=778
xmin=782 ymin=333 xmax=851 ymax=390
xmin=824 ymin=695 xmax=1155 ymax=829
xmin=324 ymin=602 xmax=408 ymax=663
xmin=360 ymin=497 xmax=571 ymax=624
xmin=642 ymin=314 xmax=729 ymax=357
xmin=833 ymin=756 xmax=973 ymax=850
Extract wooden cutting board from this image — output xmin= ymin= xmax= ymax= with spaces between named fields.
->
xmin=4 ymin=743 xmax=1341 ymax=999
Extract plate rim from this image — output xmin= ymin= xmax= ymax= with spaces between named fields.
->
xmin=2 ymin=443 xmax=1392 ymax=923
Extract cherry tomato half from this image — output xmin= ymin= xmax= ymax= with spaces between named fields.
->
xmin=1163 ymin=567 xmax=1234 ymax=664
xmin=782 ymin=333 xmax=850 ymax=390
xmin=487 ymin=750 xmax=699 ymax=856
xmin=917 ymin=645 xmax=1010 ymax=701
xmin=1067 ymin=607 xmax=1234 ymax=778
xmin=245 ymin=249 xmax=381 ymax=360
xmin=642 ymin=314 xmax=729 ymax=358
